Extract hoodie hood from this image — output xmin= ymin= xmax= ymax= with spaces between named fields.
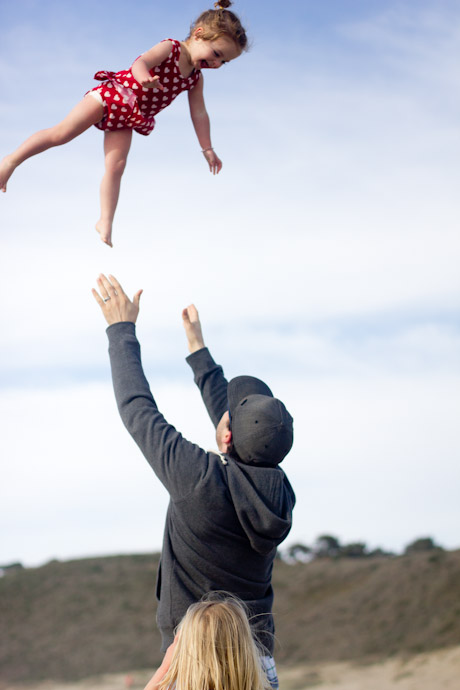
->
xmin=225 ymin=457 xmax=296 ymax=555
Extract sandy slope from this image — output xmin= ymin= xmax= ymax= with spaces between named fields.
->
xmin=2 ymin=646 xmax=460 ymax=690
xmin=278 ymin=645 xmax=460 ymax=689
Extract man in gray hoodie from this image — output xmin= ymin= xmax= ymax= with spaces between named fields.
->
xmin=93 ymin=274 xmax=295 ymax=680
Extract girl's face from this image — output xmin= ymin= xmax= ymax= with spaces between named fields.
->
xmin=189 ymin=32 xmax=241 ymax=70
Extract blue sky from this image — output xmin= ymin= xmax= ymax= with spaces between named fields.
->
xmin=0 ymin=0 xmax=459 ymax=567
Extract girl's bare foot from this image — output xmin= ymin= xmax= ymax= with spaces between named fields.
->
xmin=0 ymin=155 xmax=16 ymax=192
xmin=96 ymin=220 xmax=113 ymax=248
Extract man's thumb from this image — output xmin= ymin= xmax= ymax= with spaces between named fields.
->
xmin=133 ymin=289 xmax=143 ymax=307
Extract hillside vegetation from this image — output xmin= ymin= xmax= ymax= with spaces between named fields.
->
xmin=1 ymin=550 xmax=460 ymax=683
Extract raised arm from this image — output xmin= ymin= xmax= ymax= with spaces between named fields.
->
xmin=92 ymin=275 xmax=209 ymax=497
xmin=182 ymin=305 xmax=228 ymax=428
xmin=188 ymin=76 xmax=222 ymax=175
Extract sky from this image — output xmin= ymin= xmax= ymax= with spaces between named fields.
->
xmin=0 ymin=0 xmax=459 ymax=568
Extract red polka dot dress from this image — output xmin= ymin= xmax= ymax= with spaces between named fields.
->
xmin=88 ymin=39 xmax=201 ymax=136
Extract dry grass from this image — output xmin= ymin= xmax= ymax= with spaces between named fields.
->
xmin=1 ymin=550 xmax=460 ymax=683
xmin=272 ymin=549 xmax=460 ymax=663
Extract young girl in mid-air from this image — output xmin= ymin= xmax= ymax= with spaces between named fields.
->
xmin=0 ymin=1 xmax=247 ymax=247
xmin=144 ymin=595 xmax=274 ymax=690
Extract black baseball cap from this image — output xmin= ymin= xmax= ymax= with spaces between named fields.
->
xmin=227 ymin=375 xmax=294 ymax=466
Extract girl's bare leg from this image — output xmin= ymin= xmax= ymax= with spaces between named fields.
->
xmin=0 ymin=96 xmax=103 ymax=192
xmin=96 ymin=129 xmax=133 ymax=248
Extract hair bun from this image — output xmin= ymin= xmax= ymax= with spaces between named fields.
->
xmin=191 ymin=2 xmax=247 ymax=51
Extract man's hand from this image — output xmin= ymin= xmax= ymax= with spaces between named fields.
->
xmin=182 ymin=304 xmax=205 ymax=353
xmin=92 ymin=274 xmax=143 ymax=326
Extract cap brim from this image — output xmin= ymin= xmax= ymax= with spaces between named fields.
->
xmin=227 ymin=375 xmax=273 ymax=418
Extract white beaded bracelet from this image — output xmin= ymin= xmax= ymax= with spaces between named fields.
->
xmin=202 ymin=147 xmax=214 ymax=153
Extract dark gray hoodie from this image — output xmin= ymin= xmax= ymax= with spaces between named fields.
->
xmin=107 ymin=322 xmax=295 ymax=654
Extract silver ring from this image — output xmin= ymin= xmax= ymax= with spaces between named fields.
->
xmin=103 ymin=296 xmax=111 ymax=303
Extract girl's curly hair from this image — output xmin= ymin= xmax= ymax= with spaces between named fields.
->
xmin=188 ymin=1 xmax=248 ymax=51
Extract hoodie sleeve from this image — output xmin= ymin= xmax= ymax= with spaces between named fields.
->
xmin=186 ymin=347 xmax=228 ymax=428
xmin=107 ymin=322 xmax=208 ymax=499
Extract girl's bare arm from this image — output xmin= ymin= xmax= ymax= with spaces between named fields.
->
xmin=188 ymin=77 xmax=222 ymax=174
xmin=131 ymin=40 xmax=173 ymax=88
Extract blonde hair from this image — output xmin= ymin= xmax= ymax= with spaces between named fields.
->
xmin=157 ymin=595 xmax=270 ymax=690
xmin=188 ymin=1 xmax=248 ymax=52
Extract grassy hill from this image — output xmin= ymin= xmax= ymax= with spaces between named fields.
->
xmin=1 ymin=550 xmax=460 ymax=683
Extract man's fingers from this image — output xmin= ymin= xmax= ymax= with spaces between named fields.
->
xmin=99 ymin=273 xmax=119 ymax=297
xmin=96 ymin=275 xmax=112 ymax=300
xmin=188 ymin=304 xmax=200 ymax=321
xmin=107 ymin=274 xmax=124 ymax=296
xmin=91 ymin=288 xmax=105 ymax=307
xmin=98 ymin=274 xmax=113 ymax=294
xmin=185 ymin=304 xmax=199 ymax=322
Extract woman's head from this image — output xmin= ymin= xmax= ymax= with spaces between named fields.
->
xmin=158 ymin=594 xmax=269 ymax=690
xmin=188 ymin=1 xmax=248 ymax=54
